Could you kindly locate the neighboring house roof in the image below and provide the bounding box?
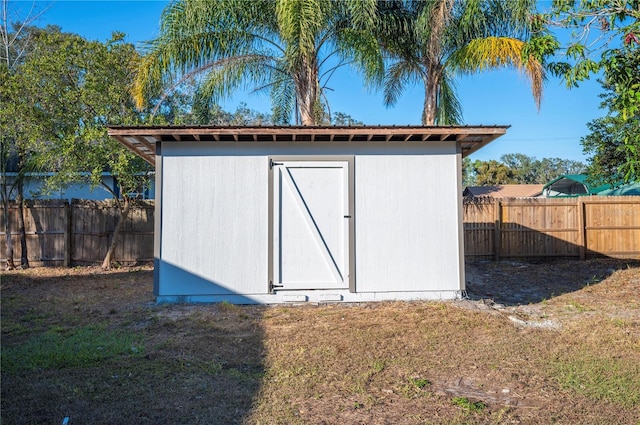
[463,184,544,198]
[542,174,612,197]
[108,125,510,165]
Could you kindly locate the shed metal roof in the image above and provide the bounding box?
[108,125,509,165]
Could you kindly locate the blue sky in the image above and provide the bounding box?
[16,0,607,163]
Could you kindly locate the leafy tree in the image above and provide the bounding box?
[582,48,640,184]
[377,0,546,125]
[133,0,384,125]
[536,157,587,181]
[151,83,201,125]
[536,1,639,183]
[462,156,475,186]
[500,153,539,183]
[1,0,49,269]
[501,153,586,183]
[467,154,586,185]
[14,26,153,269]
[330,111,364,126]
[206,102,273,125]
[148,76,275,125]
[469,159,514,185]
[541,0,639,88]
[0,62,26,269]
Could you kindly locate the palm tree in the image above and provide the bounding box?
[378,0,544,125]
[133,0,383,125]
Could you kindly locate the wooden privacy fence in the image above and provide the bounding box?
[1,199,154,267]
[464,196,640,260]
[2,197,639,266]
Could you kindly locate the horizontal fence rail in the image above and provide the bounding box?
[2,196,639,267]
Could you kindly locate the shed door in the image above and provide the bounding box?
[272,160,350,290]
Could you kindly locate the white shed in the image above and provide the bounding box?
[109,125,507,304]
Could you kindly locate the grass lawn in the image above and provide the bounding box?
[1,259,639,424]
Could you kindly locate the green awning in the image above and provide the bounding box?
[542,174,612,197]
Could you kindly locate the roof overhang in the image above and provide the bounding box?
[108,125,509,166]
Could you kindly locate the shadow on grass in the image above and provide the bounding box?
[0,267,267,425]
[464,258,640,306]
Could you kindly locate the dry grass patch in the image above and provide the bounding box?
[2,259,639,424]
[252,302,555,424]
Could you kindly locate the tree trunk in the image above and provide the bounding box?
[297,77,317,126]
[422,85,436,125]
[299,101,316,126]
[102,197,131,270]
[422,64,441,126]
[2,199,15,270]
[1,162,15,269]
[16,189,29,268]
[296,59,319,126]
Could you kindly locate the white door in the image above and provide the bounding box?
[272,160,351,290]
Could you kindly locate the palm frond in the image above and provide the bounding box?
[196,54,278,105]
[335,27,385,86]
[133,0,278,109]
[270,76,296,124]
[435,71,462,125]
[487,0,537,38]
[448,0,486,48]
[383,59,422,106]
[343,0,378,29]
[415,0,453,60]
[448,36,543,109]
[135,0,387,125]
[276,0,326,60]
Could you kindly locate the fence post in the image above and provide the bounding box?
[64,201,71,267]
[493,198,501,261]
[578,198,586,260]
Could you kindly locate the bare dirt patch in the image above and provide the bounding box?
[2,259,639,424]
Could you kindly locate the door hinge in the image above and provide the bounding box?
[269,280,284,293]
[269,159,284,169]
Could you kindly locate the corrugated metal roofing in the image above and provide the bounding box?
[108,125,510,165]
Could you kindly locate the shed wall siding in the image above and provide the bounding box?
[160,154,268,296]
[158,141,463,300]
[355,154,462,292]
